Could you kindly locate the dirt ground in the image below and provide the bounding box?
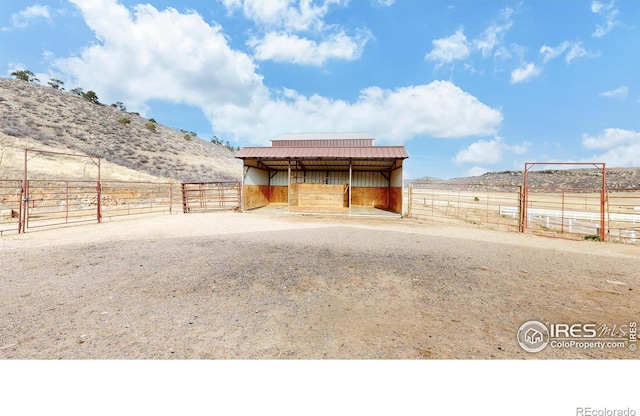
[0,211,638,359]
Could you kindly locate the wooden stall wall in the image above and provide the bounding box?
[351,187,389,209]
[242,185,269,209]
[268,186,288,204]
[389,187,402,214]
[291,183,349,212]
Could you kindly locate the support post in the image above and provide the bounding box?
[348,159,352,215]
[600,163,607,241]
[287,160,291,213]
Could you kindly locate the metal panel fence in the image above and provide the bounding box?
[605,189,640,244]
[1,179,242,235]
[408,182,521,232]
[0,179,22,235]
[101,181,179,220]
[22,179,101,231]
[181,182,241,213]
[407,182,640,244]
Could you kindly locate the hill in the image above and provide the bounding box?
[0,77,242,182]
[412,167,640,190]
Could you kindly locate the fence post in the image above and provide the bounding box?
[518,184,525,233]
[408,183,412,217]
[96,180,102,223]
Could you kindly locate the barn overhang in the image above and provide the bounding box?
[235,140,408,215]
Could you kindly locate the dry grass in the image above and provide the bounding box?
[0,78,242,182]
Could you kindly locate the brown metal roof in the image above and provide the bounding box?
[271,132,375,142]
[271,139,375,147]
[236,146,408,159]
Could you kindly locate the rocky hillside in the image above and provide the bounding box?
[413,168,640,190]
[0,77,242,182]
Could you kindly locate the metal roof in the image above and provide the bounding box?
[272,138,375,147]
[236,146,408,159]
[236,145,408,171]
[270,132,375,142]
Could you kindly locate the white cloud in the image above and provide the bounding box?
[509,63,541,84]
[425,6,515,71]
[565,42,599,63]
[539,41,570,63]
[539,41,599,64]
[454,136,529,165]
[221,0,368,66]
[207,80,503,144]
[467,167,490,177]
[250,29,372,66]
[591,0,620,37]
[2,5,51,31]
[56,1,502,146]
[425,28,470,67]
[582,128,639,150]
[473,7,514,58]
[599,86,628,99]
[581,128,640,167]
[224,0,344,32]
[56,1,262,110]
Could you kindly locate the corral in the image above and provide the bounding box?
[0,211,637,359]
[1,151,638,359]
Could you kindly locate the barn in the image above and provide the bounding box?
[235,133,409,215]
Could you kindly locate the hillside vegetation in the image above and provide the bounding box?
[0,77,242,182]
[420,168,640,190]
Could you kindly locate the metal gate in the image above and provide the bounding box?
[181,182,241,213]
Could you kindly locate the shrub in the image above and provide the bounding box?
[118,117,131,125]
[145,122,157,133]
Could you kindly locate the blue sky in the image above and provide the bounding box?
[1,0,638,179]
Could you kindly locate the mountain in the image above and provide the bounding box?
[0,77,242,182]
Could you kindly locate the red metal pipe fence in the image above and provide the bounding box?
[181,182,242,213]
[407,181,640,244]
[0,179,23,236]
[407,182,522,232]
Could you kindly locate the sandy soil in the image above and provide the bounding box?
[0,211,638,359]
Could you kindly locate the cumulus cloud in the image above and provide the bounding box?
[454,136,529,165]
[510,63,541,84]
[221,0,371,66]
[57,1,502,146]
[599,86,628,99]
[591,0,620,37]
[223,0,344,32]
[581,128,640,167]
[426,6,515,70]
[2,5,51,31]
[582,128,639,149]
[425,28,470,67]
[56,0,263,110]
[250,29,372,66]
[207,80,503,144]
[466,167,490,177]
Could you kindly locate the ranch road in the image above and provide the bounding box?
[0,211,638,359]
